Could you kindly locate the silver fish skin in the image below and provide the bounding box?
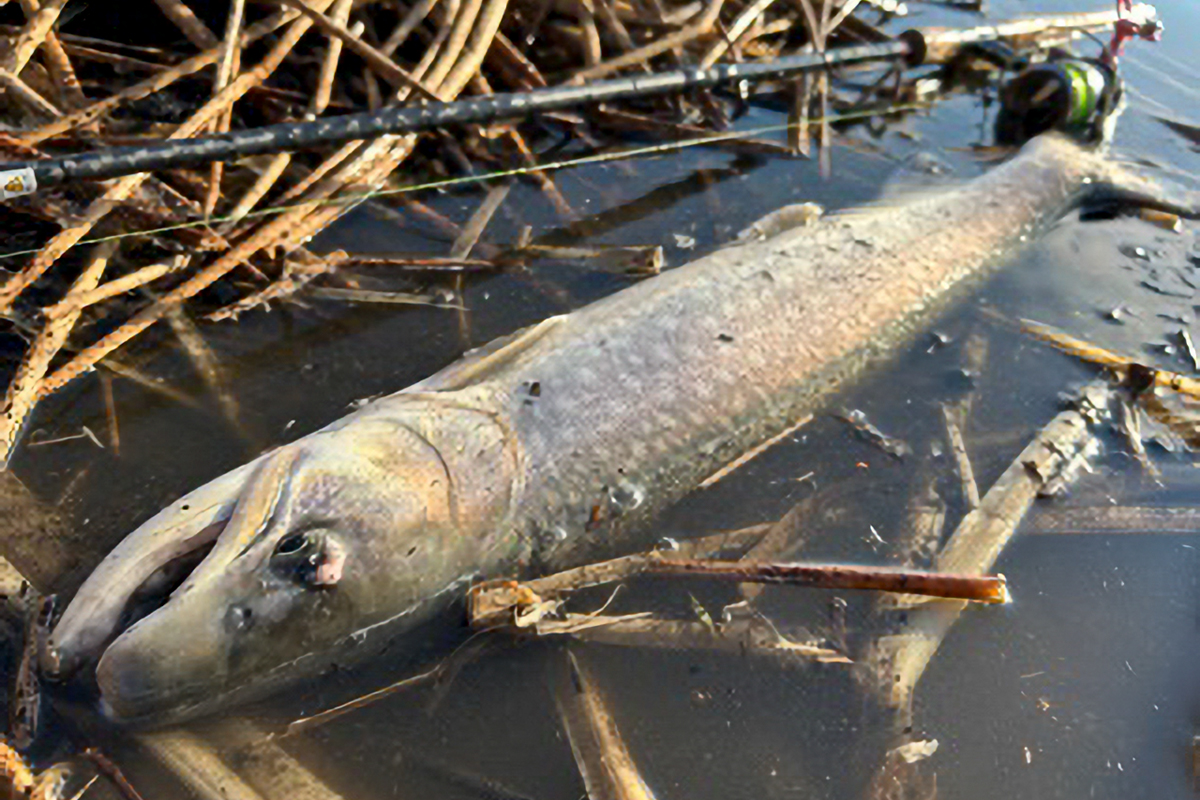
[45,134,1191,724]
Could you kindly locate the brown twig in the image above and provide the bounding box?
[82,747,148,800]
[648,558,1009,603]
[150,0,220,50]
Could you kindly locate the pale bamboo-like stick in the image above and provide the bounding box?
[150,0,219,50]
[275,0,446,101]
[699,0,778,67]
[568,0,724,83]
[0,242,116,468]
[1,0,66,76]
[16,0,86,111]
[0,2,334,316]
[0,68,61,117]
[19,9,299,145]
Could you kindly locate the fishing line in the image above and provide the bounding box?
[0,103,928,263]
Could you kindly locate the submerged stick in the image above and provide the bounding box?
[555,649,657,800]
[866,381,1107,727]
[137,730,267,800]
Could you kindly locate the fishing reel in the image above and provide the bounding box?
[993,2,1161,146]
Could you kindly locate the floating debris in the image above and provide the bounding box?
[839,409,912,458]
[891,739,938,765]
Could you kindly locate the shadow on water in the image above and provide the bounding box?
[4,0,1200,798]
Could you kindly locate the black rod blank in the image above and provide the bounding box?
[0,41,911,191]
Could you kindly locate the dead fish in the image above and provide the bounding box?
[45,134,1200,724]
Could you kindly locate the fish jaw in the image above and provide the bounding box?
[44,458,262,680]
[80,399,521,724]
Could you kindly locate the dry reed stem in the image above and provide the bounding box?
[221,151,293,229]
[699,0,778,67]
[942,403,979,510]
[0,3,331,316]
[488,30,548,87]
[268,140,360,208]
[276,0,446,101]
[17,0,86,111]
[150,0,220,50]
[592,0,638,55]
[41,138,401,390]
[507,128,574,217]
[311,0,353,116]
[203,0,247,217]
[0,68,60,117]
[19,9,300,145]
[0,241,116,468]
[424,0,482,89]
[575,0,603,66]
[380,0,441,55]
[48,259,181,317]
[568,0,725,83]
[1,0,65,76]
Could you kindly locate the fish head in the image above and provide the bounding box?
[49,402,519,724]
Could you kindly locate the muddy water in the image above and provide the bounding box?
[6,0,1200,798]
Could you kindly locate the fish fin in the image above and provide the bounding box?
[1089,164,1200,220]
[409,315,568,392]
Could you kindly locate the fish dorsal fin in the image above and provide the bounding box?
[410,315,568,392]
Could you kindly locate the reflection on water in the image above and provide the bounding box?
[3,0,1200,797]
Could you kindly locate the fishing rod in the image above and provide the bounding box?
[0,9,1132,196]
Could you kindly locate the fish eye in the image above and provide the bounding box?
[275,533,311,556]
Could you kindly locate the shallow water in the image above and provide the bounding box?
[6,0,1200,798]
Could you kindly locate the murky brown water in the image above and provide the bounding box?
[5,0,1200,798]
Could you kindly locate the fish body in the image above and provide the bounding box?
[45,134,1186,723]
